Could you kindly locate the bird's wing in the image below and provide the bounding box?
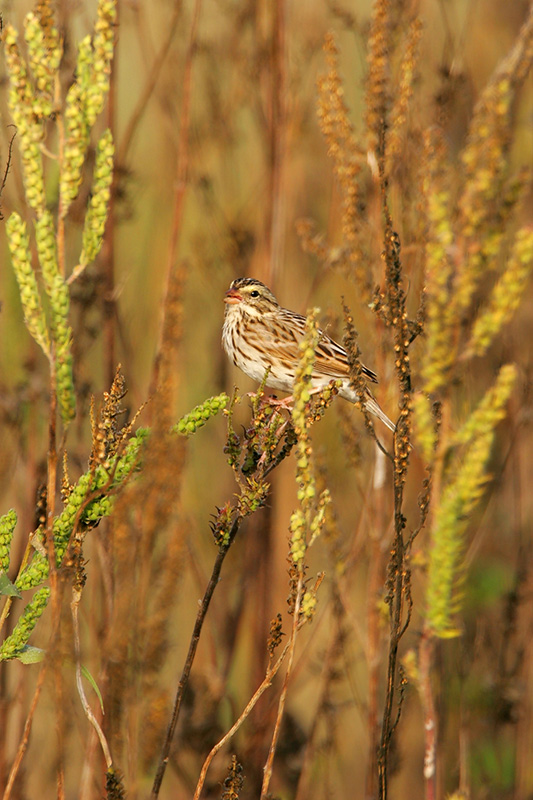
[261,309,379,383]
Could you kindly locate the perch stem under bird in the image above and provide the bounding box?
[222,277,396,432]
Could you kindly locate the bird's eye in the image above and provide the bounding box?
[250,290,260,298]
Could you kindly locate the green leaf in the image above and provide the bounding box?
[81,664,104,713]
[17,645,45,664]
[0,572,21,598]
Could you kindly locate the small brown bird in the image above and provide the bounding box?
[222,277,395,431]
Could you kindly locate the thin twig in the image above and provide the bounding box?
[2,661,49,800]
[149,517,240,799]
[0,125,16,220]
[71,586,113,768]
[192,640,292,800]
[261,573,303,799]
[149,0,202,399]
[116,0,184,166]
[55,72,66,276]
[265,0,287,284]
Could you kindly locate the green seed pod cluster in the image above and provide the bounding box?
[301,590,317,621]
[87,0,116,127]
[0,587,51,661]
[24,11,61,118]
[289,311,331,565]
[0,510,17,572]
[211,503,234,548]
[16,429,149,591]
[80,129,115,267]
[175,393,229,436]
[60,37,92,216]
[426,364,517,637]
[4,24,46,215]
[6,214,50,356]
[35,211,76,423]
[289,509,306,564]
[238,479,269,518]
[469,228,533,356]
[60,0,116,217]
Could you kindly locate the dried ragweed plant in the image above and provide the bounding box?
[410,14,533,795]
[303,4,533,799]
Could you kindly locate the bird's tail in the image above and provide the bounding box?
[364,392,396,432]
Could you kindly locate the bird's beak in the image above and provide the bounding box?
[224,288,242,305]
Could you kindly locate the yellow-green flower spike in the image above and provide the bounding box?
[289,510,306,565]
[59,37,91,216]
[16,429,149,591]
[24,11,61,117]
[301,590,318,621]
[35,211,76,423]
[174,394,229,436]
[0,587,50,661]
[289,311,331,566]
[79,129,114,267]
[4,24,46,216]
[59,0,116,217]
[387,18,422,171]
[86,0,117,128]
[420,131,456,394]
[412,392,438,463]
[459,77,512,240]
[469,228,533,356]
[0,510,17,572]
[426,363,516,637]
[35,211,68,328]
[55,339,76,424]
[451,364,517,449]
[6,213,50,357]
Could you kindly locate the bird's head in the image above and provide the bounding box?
[224,278,279,318]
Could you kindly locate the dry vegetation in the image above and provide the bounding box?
[0,1,533,799]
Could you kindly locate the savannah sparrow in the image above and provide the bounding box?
[222,277,396,432]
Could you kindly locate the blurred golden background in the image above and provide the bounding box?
[0,1,532,798]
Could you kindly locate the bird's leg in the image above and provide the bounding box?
[264,395,294,409]
[246,391,294,410]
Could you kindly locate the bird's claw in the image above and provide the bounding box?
[246,391,294,410]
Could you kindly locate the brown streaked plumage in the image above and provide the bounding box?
[222,277,395,431]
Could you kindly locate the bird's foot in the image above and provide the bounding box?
[246,391,294,410]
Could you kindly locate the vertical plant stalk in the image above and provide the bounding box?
[103,4,118,390]
[71,586,112,768]
[265,0,287,284]
[2,662,49,800]
[376,136,413,800]
[149,0,202,397]
[365,447,391,799]
[117,0,183,165]
[419,629,437,800]
[45,362,64,799]
[149,517,241,799]
[192,639,292,800]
